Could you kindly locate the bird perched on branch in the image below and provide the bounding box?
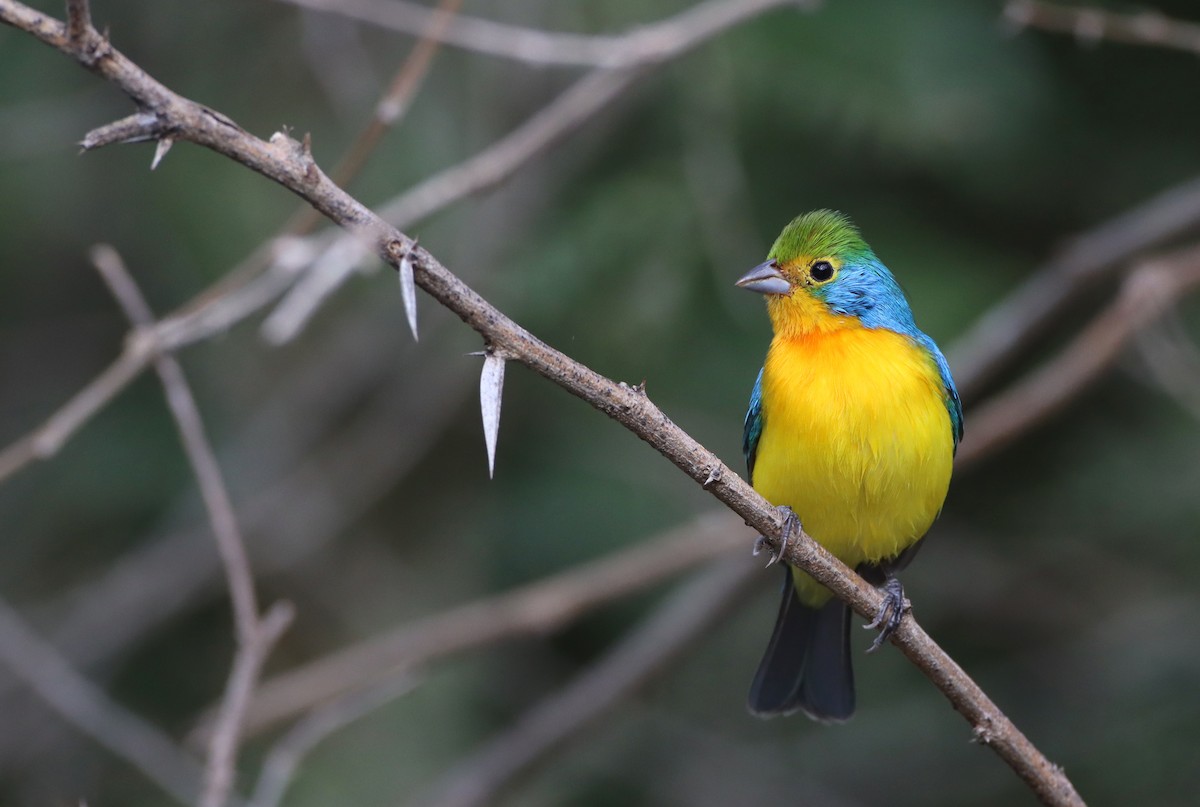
[737,210,962,721]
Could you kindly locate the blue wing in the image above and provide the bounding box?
[743,367,765,481]
[917,334,964,452]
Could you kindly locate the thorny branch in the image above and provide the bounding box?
[13,0,1200,804]
[0,2,1087,804]
[216,234,1200,769]
[0,0,792,485]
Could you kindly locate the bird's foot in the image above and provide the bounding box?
[752,506,800,567]
[864,576,908,653]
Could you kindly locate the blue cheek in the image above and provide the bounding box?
[816,281,871,319]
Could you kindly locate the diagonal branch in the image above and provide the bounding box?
[0,3,1083,804]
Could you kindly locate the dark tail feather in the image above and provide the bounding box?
[748,569,855,722]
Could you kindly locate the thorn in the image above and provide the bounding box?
[634,379,647,393]
[150,137,173,170]
[299,132,321,184]
[66,0,92,47]
[79,111,161,151]
[702,465,722,488]
[399,249,418,340]
[480,353,506,478]
[383,237,420,341]
[972,719,996,745]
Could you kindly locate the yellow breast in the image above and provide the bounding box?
[753,323,954,605]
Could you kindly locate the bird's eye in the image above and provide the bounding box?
[810,260,834,282]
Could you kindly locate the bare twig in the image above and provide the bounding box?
[958,242,1200,466]
[413,557,760,807]
[90,245,293,807]
[216,511,745,739]
[0,595,202,805]
[0,3,1084,803]
[276,0,815,69]
[1004,0,1200,56]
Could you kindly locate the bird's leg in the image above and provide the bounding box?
[752,506,800,567]
[864,574,908,653]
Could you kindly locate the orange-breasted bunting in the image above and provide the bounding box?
[737,210,962,721]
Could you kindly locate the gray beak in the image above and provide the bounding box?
[735,260,791,295]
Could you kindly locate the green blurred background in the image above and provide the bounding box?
[2,0,1199,805]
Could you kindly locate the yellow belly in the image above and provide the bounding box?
[753,326,954,606]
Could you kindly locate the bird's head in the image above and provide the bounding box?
[737,210,908,338]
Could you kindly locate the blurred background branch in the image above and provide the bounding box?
[1005,0,1200,56]
[222,511,745,738]
[958,241,1200,466]
[411,556,761,807]
[0,595,203,805]
[275,0,818,68]
[90,241,290,807]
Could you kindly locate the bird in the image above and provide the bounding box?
[736,209,962,722]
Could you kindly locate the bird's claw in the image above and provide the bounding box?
[752,506,800,567]
[864,576,908,653]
